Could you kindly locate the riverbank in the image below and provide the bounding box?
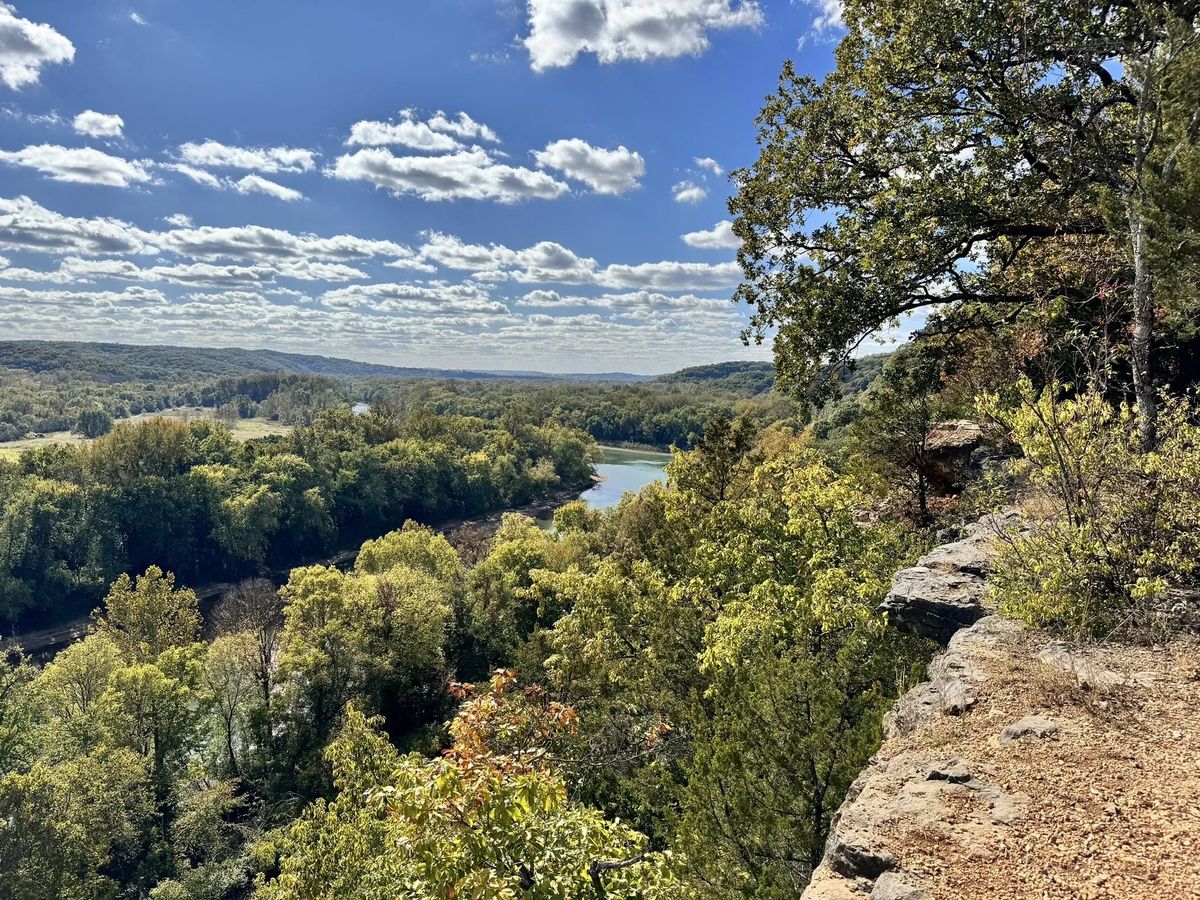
[1,484,589,659]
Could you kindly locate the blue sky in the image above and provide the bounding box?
[0,0,848,373]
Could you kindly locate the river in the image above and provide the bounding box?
[581,445,672,508]
[5,445,672,658]
[534,445,671,527]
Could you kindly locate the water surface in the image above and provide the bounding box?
[579,445,672,509]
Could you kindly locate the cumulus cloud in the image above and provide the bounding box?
[671,179,707,204]
[418,232,737,290]
[534,138,644,194]
[233,173,304,202]
[159,222,421,265]
[163,213,192,227]
[165,163,222,188]
[418,232,599,283]
[681,219,739,249]
[0,144,153,187]
[598,259,741,291]
[419,233,518,271]
[524,0,763,70]
[0,254,368,287]
[427,111,499,143]
[0,195,156,254]
[330,147,568,203]
[346,109,498,152]
[72,110,124,138]
[0,4,74,89]
[1,283,168,308]
[321,281,511,318]
[178,139,317,173]
[694,156,723,176]
[798,0,844,45]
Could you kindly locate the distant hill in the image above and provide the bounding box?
[653,361,777,394]
[0,341,651,385]
[652,354,893,398]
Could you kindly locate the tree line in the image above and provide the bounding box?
[0,406,593,630]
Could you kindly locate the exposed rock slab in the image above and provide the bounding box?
[808,736,1030,898]
[880,566,988,643]
[878,513,1015,643]
[804,520,1019,899]
[998,715,1062,746]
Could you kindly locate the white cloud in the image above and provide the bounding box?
[511,241,599,283]
[165,163,222,188]
[427,111,499,143]
[321,281,511,318]
[0,254,368,287]
[797,0,844,45]
[347,111,465,152]
[178,139,317,173]
[72,109,124,138]
[534,138,644,194]
[515,288,577,306]
[681,219,739,249]
[419,233,600,283]
[524,0,762,70]
[1,283,168,308]
[164,213,192,227]
[0,144,153,186]
[419,232,736,290]
[346,109,500,153]
[330,147,569,203]
[0,195,156,254]
[671,179,707,204]
[0,4,74,89]
[694,156,723,176]
[233,173,303,202]
[159,222,420,265]
[129,11,147,25]
[419,232,517,271]
[598,259,741,291]
[0,105,62,127]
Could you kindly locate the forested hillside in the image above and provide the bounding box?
[0,341,524,382]
[0,408,592,630]
[2,0,1200,897]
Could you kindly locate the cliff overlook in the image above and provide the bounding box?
[805,520,1200,899]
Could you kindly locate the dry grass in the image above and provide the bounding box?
[0,408,293,459]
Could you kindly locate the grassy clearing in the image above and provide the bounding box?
[0,407,293,457]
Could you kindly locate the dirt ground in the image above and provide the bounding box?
[882,631,1200,898]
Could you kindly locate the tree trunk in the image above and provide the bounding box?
[1127,206,1157,442]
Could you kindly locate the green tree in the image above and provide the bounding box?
[731,0,1200,432]
[256,680,690,900]
[75,407,114,439]
[94,567,202,662]
[0,748,156,900]
[0,650,35,774]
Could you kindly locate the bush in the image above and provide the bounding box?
[979,381,1200,638]
[75,408,114,438]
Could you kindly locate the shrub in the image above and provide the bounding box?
[979,380,1200,638]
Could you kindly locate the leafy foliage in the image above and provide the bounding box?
[981,382,1200,637]
[257,680,690,900]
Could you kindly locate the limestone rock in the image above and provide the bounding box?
[924,420,984,492]
[999,715,1062,746]
[884,616,1021,739]
[880,565,987,643]
[918,530,995,578]
[870,871,931,900]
